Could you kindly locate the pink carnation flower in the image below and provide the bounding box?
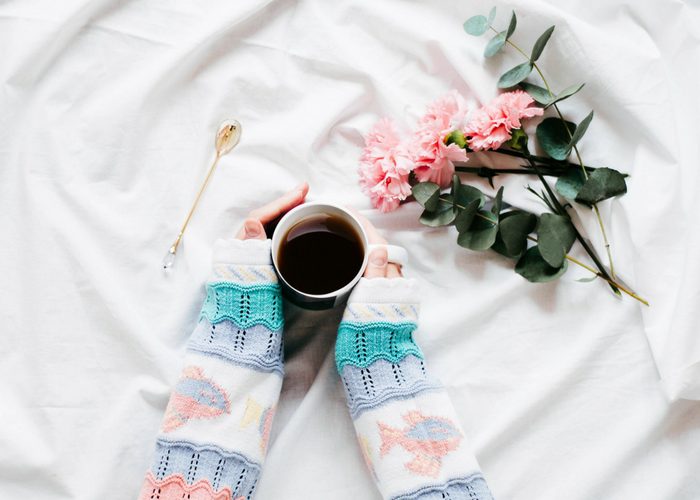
[358,118,413,212]
[410,91,469,188]
[464,90,543,151]
[420,89,469,127]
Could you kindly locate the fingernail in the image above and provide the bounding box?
[295,182,306,193]
[371,252,387,267]
[244,220,260,237]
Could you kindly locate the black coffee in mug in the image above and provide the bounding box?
[277,214,364,295]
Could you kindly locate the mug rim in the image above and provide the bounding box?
[270,201,369,299]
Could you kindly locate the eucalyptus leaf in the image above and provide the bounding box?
[412,182,440,211]
[568,110,594,148]
[492,211,537,258]
[485,31,507,57]
[464,15,489,36]
[536,118,576,160]
[575,167,628,206]
[488,6,497,24]
[454,183,486,209]
[491,186,504,216]
[506,11,517,39]
[515,246,568,282]
[420,198,457,227]
[555,169,586,199]
[521,82,584,108]
[455,199,480,233]
[457,210,498,251]
[451,174,461,214]
[548,83,585,107]
[531,26,555,62]
[451,173,461,194]
[520,82,553,105]
[537,213,576,268]
[498,62,533,89]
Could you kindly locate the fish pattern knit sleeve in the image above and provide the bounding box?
[138,239,283,500]
[336,277,494,500]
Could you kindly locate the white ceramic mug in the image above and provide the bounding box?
[271,202,407,309]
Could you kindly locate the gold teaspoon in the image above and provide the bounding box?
[162,120,242,272]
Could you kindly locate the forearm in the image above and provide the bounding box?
[139,239,283,500]
[337,278,493,500]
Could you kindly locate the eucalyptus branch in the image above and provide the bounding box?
[494,27,617,278]
[437,191,647,305]
[525,157,621,296]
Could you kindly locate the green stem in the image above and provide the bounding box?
[457,165,530,175]
[455,164,573,177]
[491,26,617,279]
[481,148,597,171]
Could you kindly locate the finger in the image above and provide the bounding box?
[249,182,309,225]
[235,218,266,240]
[386,263,403,278]
[364,247,388,278]
[348,208,387,245]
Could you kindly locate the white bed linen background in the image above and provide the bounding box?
[1,0,699,498]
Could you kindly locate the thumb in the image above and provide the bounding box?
[364,247,388,278]
[242,218,266,240]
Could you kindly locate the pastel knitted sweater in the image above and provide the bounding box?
[138,239,493,500]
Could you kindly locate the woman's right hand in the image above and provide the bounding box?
[235,182,309,240]
[351,211,403,279]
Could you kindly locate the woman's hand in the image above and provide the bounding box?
[235,183,309,240]
[351,211,403,279]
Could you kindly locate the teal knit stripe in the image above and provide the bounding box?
[335,321,422,372]
[199,281,284,331]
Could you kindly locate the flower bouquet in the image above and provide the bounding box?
[357,7,647,305]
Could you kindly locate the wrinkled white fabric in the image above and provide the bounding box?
[1,0,699,499]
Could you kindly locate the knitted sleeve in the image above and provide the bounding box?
[138,239,283,500]
[336,277,494,500]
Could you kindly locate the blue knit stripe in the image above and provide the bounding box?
[199,282,283,331]
[149,439,261,499]
[335,321,422,372]
[342,302,419,324]
[340,355,440,419]
[188,319,284,375]
[391,474,494,500]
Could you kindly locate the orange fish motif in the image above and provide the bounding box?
[378,411,462,477]
[162,366,231,432]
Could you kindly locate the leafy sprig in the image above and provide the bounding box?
[465,7,624,281]
[411,174,645,303]
[412,176,571,283]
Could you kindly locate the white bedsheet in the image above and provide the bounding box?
[1,0,699,498]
